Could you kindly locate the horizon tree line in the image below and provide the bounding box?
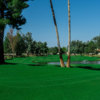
[4,31,49,57]
[4,30,100,56]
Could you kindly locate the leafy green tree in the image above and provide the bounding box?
[84,41,96,54]
[76,40,84,55]
[49,47,58,55]
[70,41,78,55]
[42,42,48,55]
[35,42,44,56]
[23,32,33,56]
[93,36,100,49]
[31,41,48,56]
[61,47,67,54]
[38,42,48,56]
[70,40,85,55]
[31,41,37,55]
[14,33,26,56]
[4,34,12,53]
[0,0,29,64]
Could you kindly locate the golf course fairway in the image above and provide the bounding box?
[0,55,100,100]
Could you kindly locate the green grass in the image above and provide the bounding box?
[6,55,100,64]
[0,55,100,100]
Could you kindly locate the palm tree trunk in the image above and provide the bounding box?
[0,27,5,64]
[50,0,65,67]
[67,0,71,68]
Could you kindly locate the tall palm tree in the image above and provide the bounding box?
[67,0,71,67]
[50,0,65,67]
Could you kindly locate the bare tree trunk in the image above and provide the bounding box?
[0,27,5,64]
[50,0,65,67]
[67,0,71,68]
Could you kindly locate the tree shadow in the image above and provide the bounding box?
[1,62,17,65]
[72,65,100,71]
[1,62,41,66]
[28,64,42,66]
[54,65,61,67]
[2,62,47,67]
[28,62,50,67]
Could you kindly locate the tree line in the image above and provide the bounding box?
[4,31,100,56]
[4,29,67,56]
[4,30,48,56]
[70,36,100,55]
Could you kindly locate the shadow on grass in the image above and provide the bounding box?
[29,62,50,67]
[72,66,100,71]
[2,62,43,67]
[55,65,62,67]
[28,64,42,66]
[4,62,100,71]
[1,62,17,65]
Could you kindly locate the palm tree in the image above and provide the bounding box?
[67,0,71,68]
[50,0,65,67]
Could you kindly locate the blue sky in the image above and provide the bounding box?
[5,0,100,47]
